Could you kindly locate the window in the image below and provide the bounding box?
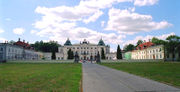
[156,55,158,59]
[160,54,162,58]
[77,47,79,49]
[87,47,89,49]
[0,48,3,51]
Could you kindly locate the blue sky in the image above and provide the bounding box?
[0,0,179,52]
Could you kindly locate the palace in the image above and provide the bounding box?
[54,38,116,60]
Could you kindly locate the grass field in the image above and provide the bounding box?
[101,62,180,88]
[0,63,82,92]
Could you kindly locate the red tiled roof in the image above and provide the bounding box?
[136,42,154,50]
[14,41,30,49]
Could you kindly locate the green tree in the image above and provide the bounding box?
[152,37,166,45]
[123,44,135,52]
[67,49,74,59]
[51,51,56,60]
[117,45,122,59]
[136,40,143,46]
[101,48,105,59]
[8,40,15,44]
[71,51,74,59]
[31,40,60,52]
[165,35,180,61]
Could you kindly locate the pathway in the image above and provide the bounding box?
[83,63,180,92]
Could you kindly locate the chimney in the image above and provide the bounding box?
[23,40,25,43]
[18,38,20,41]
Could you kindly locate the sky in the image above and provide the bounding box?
[0,0,179,52]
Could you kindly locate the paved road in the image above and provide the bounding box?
[83,63,180,92]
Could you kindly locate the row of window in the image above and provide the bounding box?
[67,47,99,50]
[136,48,162,54]
[133,54,163,59]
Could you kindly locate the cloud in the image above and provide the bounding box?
[13,28,25,35]
[105,8,172,34]
[101,21,105,27]
[34,0,132,29]
[30,30,38,34]
[33,0,133,45]
[134,0,158,6]
[35,24,126,45]
[83,10,103,24]
[5,18,11,21]
[123,32,175,46]
[0,29,4,33]
[0,38,6,43]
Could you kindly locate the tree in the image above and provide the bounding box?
[51,51,56,60]
[101,48,105,59]
[165,35,180,61]
[117,45,122,59]
[9,40,15,44]
[123,44,135,52]
[136,40,143,46]
[30,41,60,52]
[71,51,74,59]
[152,37,166,45]
[67,49,74,59]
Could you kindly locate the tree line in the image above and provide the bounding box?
[30,41,60,60]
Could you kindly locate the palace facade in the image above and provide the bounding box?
[55,38,116,60]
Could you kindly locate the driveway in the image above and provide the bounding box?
[83,63,180,92]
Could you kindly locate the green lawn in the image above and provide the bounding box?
[101,62,180,88]
[0,63,82,92]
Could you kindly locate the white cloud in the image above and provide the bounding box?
[5,18,11,21]
[83,10,103,24]
[123,32,175,46]
[34,0,133,29]
[134,0,158,6]
[79,0,132,9]
[110,48,116,52]
[35,23,125,45]
[30,30,38,34]
[101,21,105,27]
[105,8,172,34]
[0,38,6,43]
[33,0,133,45]
[13,28,25,35]
[0,29,4,33]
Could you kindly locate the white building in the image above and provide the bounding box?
[56,38,116,60]
[131,45,164,60]
[0,43,42,62]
